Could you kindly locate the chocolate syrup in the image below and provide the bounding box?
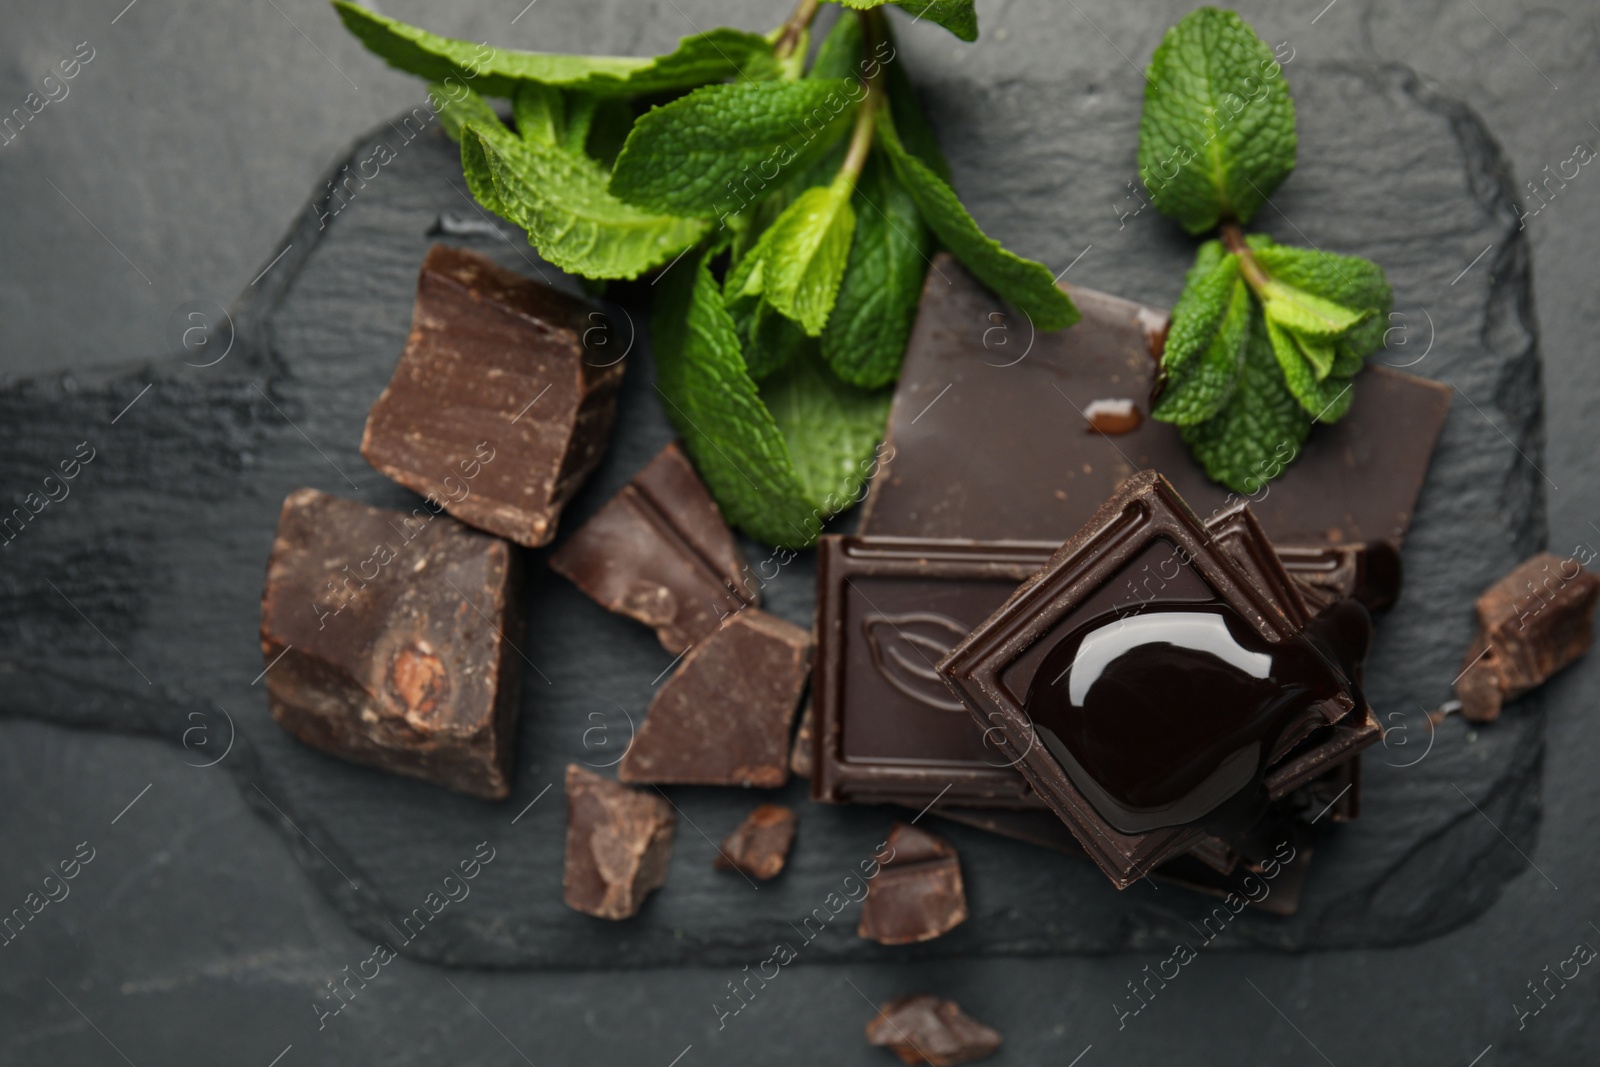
[1023,598,1370,836]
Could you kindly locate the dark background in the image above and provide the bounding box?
[2,0,1597,1063]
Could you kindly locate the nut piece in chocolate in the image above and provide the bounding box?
[714,804,797,880]
[618,610,812,788]
[259,488,523,800]
[362,244,624,548]
[858,822,968,945]
[563,764,676,920]
[550,442,756,654]
[1454,551,1600,722]
[865,995,1001,1067]
[938,471,1378,889]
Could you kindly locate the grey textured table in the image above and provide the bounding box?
[2,1,1597,1064]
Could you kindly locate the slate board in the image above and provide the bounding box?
[0,61,1543,967]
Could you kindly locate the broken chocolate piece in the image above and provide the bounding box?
[790,700,815,779]
[860,254,1451,547]
[858,822,968,945]
[1276,541,1403,614]
[1454,552,1600,722]
[938,472,1378,888]
[259,488,523,800]
[562,764,675,919]
[550,442,756,654]
[865,995,1001,1067]
[362,244,624,548]
[618,610,812,787]
[714,804,797,880]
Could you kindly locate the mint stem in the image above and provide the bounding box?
[774,0,821,60]
[838,10,887,182]
[1220,220,1269,292]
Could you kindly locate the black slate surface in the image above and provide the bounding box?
[0,58,1544,969]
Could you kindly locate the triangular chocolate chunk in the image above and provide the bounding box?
[618,610,811,788]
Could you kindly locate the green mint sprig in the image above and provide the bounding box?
[1141,7,1392,494]
[333,0,1078,548]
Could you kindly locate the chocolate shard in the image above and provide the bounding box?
[259,488,523,800]
[861,255,1450,548]
[858,822,968,945]
[549,442,756,654]
[938,471,1378,889]
[865,995,1001,1067]
[562,764,675,920]
[1454,552,1600,722]
[617,610,812,787]
[714,803,797,880]
[361,244,624,548]
[1275,541,1404,614]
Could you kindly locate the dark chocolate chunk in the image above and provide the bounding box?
[562,764,675,920]
[790,700,815,779]
[259,488,523,800]
[858,822,968,945]
[549,442,756,654]
[865,995,1001,1067]
[714,803,797,880]
[811,536,1055,807]
[1454,552,1600,721]
[617,610,812,787]
[362,244,624,548]
[860,255,1451,547]
[938,472,1377,888]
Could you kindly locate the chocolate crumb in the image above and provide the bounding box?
[865,994,1001,1066]
[715,804,796,880]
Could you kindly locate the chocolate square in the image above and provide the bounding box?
[811,536,1055,807]
[362,244,624,548]
[259,488,524,799]
[937,471,1374,888]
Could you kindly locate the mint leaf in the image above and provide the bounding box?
[821,155,930,388]
[513,82,563,144]
[609,80,860,217]
[725,173,857,336]
[880,21,951,180]
[730,297,810,379]
[462,122,707,279]
[1180,312,1312,493]
[1264,317,1354,420]
[1158,243,1236,376]
[877,107,1078,331]
[761,350,892,510]
[434,83,505,142]
[460,120,512,218]
[811,9,865,79]
[1153,256,1250,425]
[1258,279,1367,339]
[1138,7,1295,234]
[652,254,826,548]
[563,93,600,154]
[833,0,979,42]
[334,3,778,97]
[1251,239,1392,363]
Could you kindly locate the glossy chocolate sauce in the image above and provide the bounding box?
[1023,598,1371,836]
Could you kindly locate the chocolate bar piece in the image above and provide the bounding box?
[1454,552,1600,721]
[857,822,968,945]
[362,244,624,548]
[865,995,1001,1067]
[562,764,676,920]
[550,443,756,654]
[714,804,797,880]
[618,610,812,787]
[790,700,815,778]
[938,472,1377,888]
[811,536,1055,807]
[1275,541,1403,614]
[259,488,523,799]
[860,254,1450,547]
